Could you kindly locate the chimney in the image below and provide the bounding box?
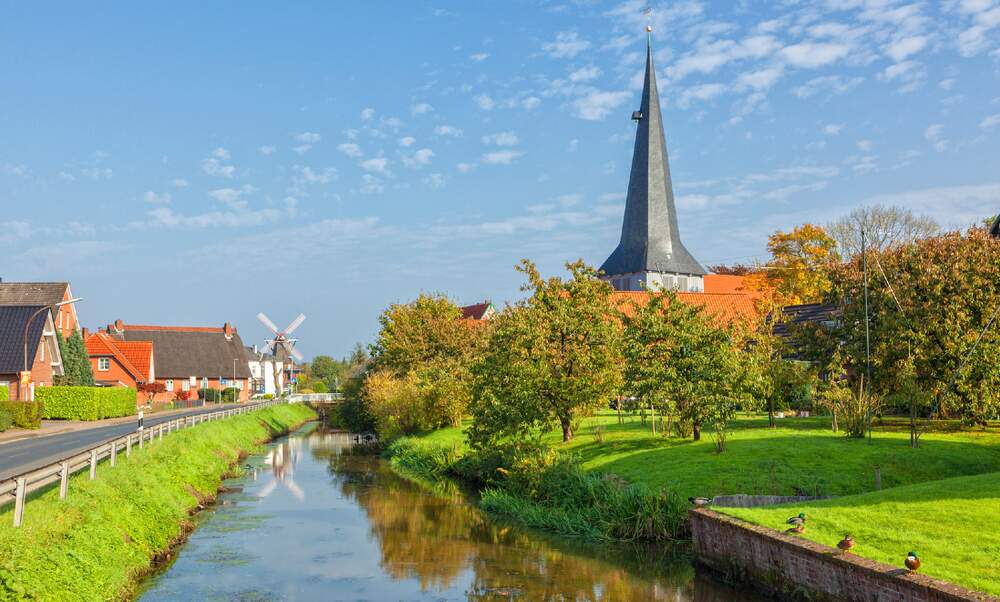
[223,322,233,338]
[114,319,124,333]
[81,327,90,340]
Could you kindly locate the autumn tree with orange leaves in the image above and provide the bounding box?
[748,223,840,306]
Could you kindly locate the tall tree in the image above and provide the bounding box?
[828,204,939,258]
[54,330,95,386]
[620,290,743,442]
[469,260,622,445]
[757,223,839,305]
[310,355,343,390]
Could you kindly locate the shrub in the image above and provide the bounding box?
[0,400,44,428]
[0,384,7,401]
[221,387,240,403]
[174,390,191,402]
[0,406,12,431]
[199,388,222,402]
[38,387,137,420]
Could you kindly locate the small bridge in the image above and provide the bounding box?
[287,393,344,403]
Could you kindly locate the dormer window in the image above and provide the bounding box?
[98,357,110,371]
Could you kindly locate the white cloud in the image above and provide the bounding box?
[736,65,784,91]
[1,162,30,178]
[294,165,337,185]
[456,162,475,173]
[571,90,630,120]
[360,174,384,194]
[424,173,446,188]
[822,123,845,136]
[361,157,391,175]
[567,139,579,152]
[542,31,591,58]
[360,107,375,120]
[792,75,863,99]
[211,147,231,160]
[481,131,519,146]
[481,150,524,165]
[476,94,496,110]
[143,191,172,204]
[57,171,75,181]
[886,35,928,62]
[398,136,416,147]
[337,142,364,158]
[924,123,948,152]
[677,83,726,109]
[779,42,851,68]
[295,132,321,144]
[521,96,541,110]
[568,65,602,82]
[434,125,464,137]
[469,52,490,62]
[293,144,313,155]
[208,185,255,210]
[149,206,283,229]
[258,145,276,155]
[81,167,113,181]
[411,103,434,115]
[202,157,235,178]
[403,148,435,168]
[857,139,874,151]
[980,113,1000,129]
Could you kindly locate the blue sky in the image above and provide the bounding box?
[2,1,999,358]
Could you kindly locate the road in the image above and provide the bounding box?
[0,404,244,481]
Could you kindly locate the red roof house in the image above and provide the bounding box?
[85,331,153,390]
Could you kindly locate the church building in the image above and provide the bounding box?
[601,32,707,293]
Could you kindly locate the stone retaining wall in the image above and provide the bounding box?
[689,508,997,602]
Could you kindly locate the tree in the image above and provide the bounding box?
[758,224,839,305]
[54,330,95,386]
[469,260,622,446]
[828,204,939,258]
[340,343,376,432]
[138,382,165,405]
[311,355,344,391]
[312,379,329,393]
[619,290,743,442]
[707,264,756,276]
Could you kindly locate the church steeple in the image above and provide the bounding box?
[600,31,706,292]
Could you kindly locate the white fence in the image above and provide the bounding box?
[287,393,344,403]
[0,398,288,527]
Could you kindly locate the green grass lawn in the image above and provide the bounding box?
[720,471,1000,596]
[414,412,1000,500]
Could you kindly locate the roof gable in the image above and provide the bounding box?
[86,332,151,381]
[0,283,69,308]
[0,305,49,373]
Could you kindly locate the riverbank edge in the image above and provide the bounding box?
[383,436,688,543]
[689,508,999,602]
[0,403,317,601]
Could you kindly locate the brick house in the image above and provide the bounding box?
[460,301,497,321]
[84,330,154,390]
[105,320,251,402]
[0,306,65,400]
[0,282,80,339]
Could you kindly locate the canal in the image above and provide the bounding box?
[140,423,765,601]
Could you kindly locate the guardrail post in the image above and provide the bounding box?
[159,424,164,441]
[13,478,26,527]
[139,430,144,449]
[110,440,117,467]
[90,449,98,480]
[60,461,70,498]
[126,434,132,457]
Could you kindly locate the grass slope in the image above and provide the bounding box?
[414,413,1000,499]
[0,403,316,601]
[720,471,1000,596]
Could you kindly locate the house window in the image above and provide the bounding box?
[58,312,63,329]
[190,376,197,387]
[98,357,110,371]
[39,342,45,362]
[201,377,208,388]
[165,379,174,392]
[182,379,190,391]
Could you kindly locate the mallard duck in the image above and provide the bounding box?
[837,535,854,552]
[786,512,806,527]
[688,496,712,507]
[905,551,920,572]
[785,523,805,535]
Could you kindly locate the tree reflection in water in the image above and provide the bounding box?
[315,428,761,602]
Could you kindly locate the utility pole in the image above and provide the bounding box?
[862,227,873,441]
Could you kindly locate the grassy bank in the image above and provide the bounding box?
[0,403,316,601]
[720,471,1000,596]
[411,412,1000,499]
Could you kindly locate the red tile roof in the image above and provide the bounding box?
[460,302,492,320]
[86,332,152,381]
[611,291,761,326]
[704,274,754,294]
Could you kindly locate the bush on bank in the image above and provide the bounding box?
[0,403,316,601]
[385,436,687,542]
[0,400,43,429]
[38,386,137,421]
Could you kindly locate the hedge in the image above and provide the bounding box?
[0,400,43,429]
[38,387,137,421]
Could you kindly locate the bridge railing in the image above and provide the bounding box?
[0,398,290,527]
[287,393,344,403]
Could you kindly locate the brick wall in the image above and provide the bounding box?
[90,356,139,389]
[689,508,998,602]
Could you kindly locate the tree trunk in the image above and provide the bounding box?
[617,400,623,425]
[561,418,573,442]
[768,398,775,429]
[910,398,918,448]
[831,408,839,432]
[692,421,701,441]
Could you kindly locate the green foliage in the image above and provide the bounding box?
[469,260,622,446]
[199,388,222,402]
[309,354,345,391]
[311,379,328,393]
[220,387,240,403]
[38,387,136,420]
[54,330,95,386]
[0,406,12,432]
[0,400,43,429]
[0,384,6,402]
[619,289,743,442]
[0,403,316,601]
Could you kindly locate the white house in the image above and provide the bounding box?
[247,345,285,397]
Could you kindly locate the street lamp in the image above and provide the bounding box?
[20,297,81,400]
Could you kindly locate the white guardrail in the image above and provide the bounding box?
[0,398,291,527]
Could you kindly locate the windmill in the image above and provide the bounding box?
[257,312,306,394]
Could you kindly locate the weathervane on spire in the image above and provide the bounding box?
[644,4,653,33]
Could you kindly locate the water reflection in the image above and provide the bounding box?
[141,425,764,601]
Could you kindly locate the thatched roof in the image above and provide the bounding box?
[119,325,250,379]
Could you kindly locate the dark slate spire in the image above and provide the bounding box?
[600,34,706,278]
